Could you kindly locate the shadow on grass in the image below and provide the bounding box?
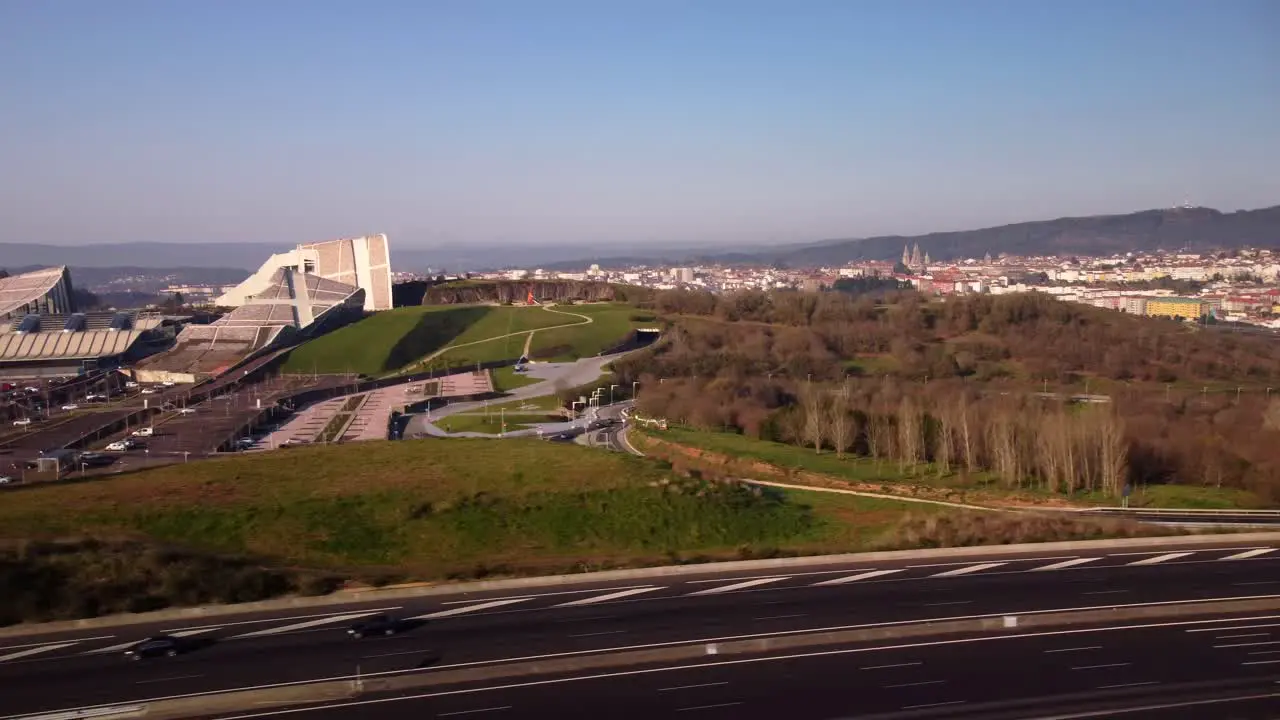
[383,306,491,373]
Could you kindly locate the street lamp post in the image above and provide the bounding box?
[609,384,618,405]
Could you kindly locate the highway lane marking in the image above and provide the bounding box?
[1214,640,1280,649]
[136,674,204,684]
[163,608,403,633]
[554,587,663,607]
[658,682,729,692]
[0,641,78,662]
[752,614,806,620]
[1097,681,1159,690]
[909,557,1075,568]
[812,569,904,586]
[690,577,790,595]
[1215,632,1270,639]
[568,630,626,638]
[233,611,388,639]
[1249,650,1280,655]
[1081,590,1129,596]
[1126,552,1194,566]
[921,600,971,607]
[0,635,112,653]
[1017,690,1280,718]
[1232,581,1280,586]
[1032,558,1103,572]
[53,602,1280,720]
[414,598,532,620]
[1222,548,1277,561]
[86,639,153,655]
[1044,646,1102,653]
[1108,547,1260,556]
[902,701,966,710]
[929,562,1006,578]
[1242,659,1280,665]
[885,680,945,688]
[685,570,850,584]
[1071,663,1129,670]
[861,662,923,670]
[438,585,654,605]
[437,707,510,716]
[676,702,743,712]
[1188,621,1280,633]
[362,650,430,659]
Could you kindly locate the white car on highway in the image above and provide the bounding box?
[105,440,134,452]
[176,408,197,415]
[12,418,31,426]
[61,404,79,411]
[132,427,155,437]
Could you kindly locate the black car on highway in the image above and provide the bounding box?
[124,636,184,660]
[347,615,402,638]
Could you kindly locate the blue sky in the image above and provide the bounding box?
[1,0,1277,248]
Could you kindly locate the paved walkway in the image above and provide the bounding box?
[405,352,630,439]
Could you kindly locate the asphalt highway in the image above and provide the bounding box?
[3,540,1280,717]
[196,614,1280,719]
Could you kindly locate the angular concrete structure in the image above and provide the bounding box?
[217,234,393,312]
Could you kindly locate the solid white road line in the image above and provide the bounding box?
[676,702,743,712]
[136,674,204,685]
[812,569,904,586]
[555,587,661,607]
[1215,633,1270,639]
[1098,681,1159,690]
[413,598,532,620]
[1044,646,1102,653]
[862,662,923,670]
[690,577,789,595]
[1024,691,1280,719]
[171,628,223,638]
[163,608,402,633]
[1222,548,1276,561]
[1032,558,1103,572]
[1241,659,1280,666]
[86,640,149,655]
[1188,621,1280,633]
[903,701,966,710]
[885,680,945,688]
[658,682,730,692]
[233,611,384,639]
[0,642,78,662]
[1127,552,1194,566]
[437,707,510,716]
[0,635,112,653]
[1071,663,1129,670]
[930,562,1006,578]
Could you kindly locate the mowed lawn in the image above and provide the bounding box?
[281,305,586,376]
[0,440,935,578]
[528,304,650,361]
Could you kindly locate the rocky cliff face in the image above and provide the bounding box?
[418,280,653,305]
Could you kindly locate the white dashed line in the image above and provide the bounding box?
[414,599,532,620]
[1222,548,1276,561]
[1032,557,1103,572]
[930,562,1006,578]
[812,569,904,586]
[1126,553,1194,566]
[690,577,790,596]
[555,587,662,607]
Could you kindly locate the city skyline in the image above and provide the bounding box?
[2,0,1278,248]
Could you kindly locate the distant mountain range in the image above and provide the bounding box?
[3,204,1278,274]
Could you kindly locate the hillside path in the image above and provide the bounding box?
[418,305,592,365]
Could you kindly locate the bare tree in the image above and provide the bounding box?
[897,397,922,473]
[802,381,825,453]
[1095,406,1128,496]
[828,381,853,458]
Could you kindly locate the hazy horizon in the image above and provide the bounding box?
[2,0,1278,248]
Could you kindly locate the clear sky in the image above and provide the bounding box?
[2,0,1277,249]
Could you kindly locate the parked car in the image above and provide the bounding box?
[125,381,139,389]
[132,427,155,437]
[140,388,157,395]
[123,636,184,660]
[12,418,31,427]
[105,441,131,452]
[348,615,402,638]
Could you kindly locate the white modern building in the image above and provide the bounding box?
[217,234,393,312]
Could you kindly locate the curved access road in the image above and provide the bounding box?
[3,535,1280,718]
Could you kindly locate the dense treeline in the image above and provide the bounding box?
[616,289,1280,502]
[640,288,1280,383]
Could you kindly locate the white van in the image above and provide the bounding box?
[132,427,155,437]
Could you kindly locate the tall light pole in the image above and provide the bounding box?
[609,384,618,405]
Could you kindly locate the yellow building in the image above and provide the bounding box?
[1144,297,1207,320]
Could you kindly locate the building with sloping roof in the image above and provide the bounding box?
[0,266,75,321]
[0,310,166,378]
[138,268,364,381]
[217,234,393,312]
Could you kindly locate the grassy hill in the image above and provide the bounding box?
[282,304,640,376]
